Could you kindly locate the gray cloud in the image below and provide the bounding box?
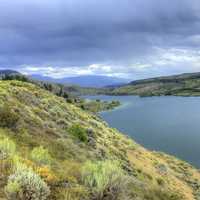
[0,0,200,78]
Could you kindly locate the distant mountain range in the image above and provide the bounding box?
[30,74,130,88]
[0,70,106,96]
[3,69,200,97]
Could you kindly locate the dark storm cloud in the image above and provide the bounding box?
[0,0,200,78]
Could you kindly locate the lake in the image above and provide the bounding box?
[85,95,200,168]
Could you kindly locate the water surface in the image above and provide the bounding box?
[85,95,200,168]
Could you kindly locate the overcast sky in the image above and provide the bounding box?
[0,0,200,79]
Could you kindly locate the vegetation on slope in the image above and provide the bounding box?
[0,70,107,96]
[109,72,200,96]
[1,72,117,113]
[81,99,120,113]
[0,81,200,199]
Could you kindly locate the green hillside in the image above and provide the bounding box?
[110,72,200,96]
[0,71,116,113]
[0,80,200,200]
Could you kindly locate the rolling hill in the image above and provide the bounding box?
[0,70,20,78]
[0,69,107,96]
[110,72,200,96]
[0,80,200,200]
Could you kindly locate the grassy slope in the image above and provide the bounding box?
[0,81,200,199]
[110,72,200,96]
[0,73,116,113]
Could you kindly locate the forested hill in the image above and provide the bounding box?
[109,72,200,96]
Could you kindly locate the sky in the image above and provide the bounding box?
[0,0,200,80]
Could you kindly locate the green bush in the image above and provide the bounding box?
[82,160,129,200]
[0,138,16,160]
[30,146,52,166]
[5,168,50,200]
[156,177,165,185]
[4,181,21,199]
[68,124,88,143]
[0,104,19,128]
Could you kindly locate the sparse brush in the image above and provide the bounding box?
[30,146,52,166]
[61,187,88,200]
[0,137,16,160]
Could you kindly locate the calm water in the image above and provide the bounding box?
[85,95,200,168]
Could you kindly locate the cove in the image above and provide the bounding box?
[85,95,200,168]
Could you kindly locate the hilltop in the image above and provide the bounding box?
[109,72,200,96]
[0,70,117,113]
[0,70,20,78]
[0,70,102,96]
[0,80,200,200]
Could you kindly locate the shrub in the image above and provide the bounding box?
[0,104,19,128]
[5,168,50,200]
[5,181,21,199]
[66,99,73,104]
[82,160,129,200]
[68,124,88,143]
[30,146,52,166]
[0,138,16,160]
[36,166,57,184]
[156,177,165,185]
